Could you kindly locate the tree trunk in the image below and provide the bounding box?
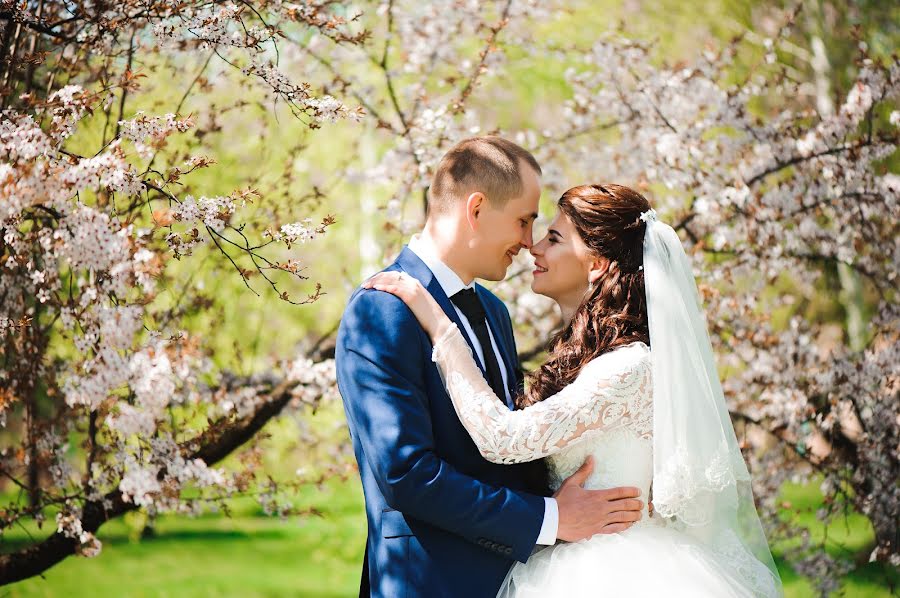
[807,0,867,351]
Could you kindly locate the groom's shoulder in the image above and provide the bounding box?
[343,268,413,322]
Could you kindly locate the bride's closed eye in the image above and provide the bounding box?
[546,228,563,244]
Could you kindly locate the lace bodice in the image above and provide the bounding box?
[432,324,654,510]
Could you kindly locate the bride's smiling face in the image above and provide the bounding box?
[530,212,602,308]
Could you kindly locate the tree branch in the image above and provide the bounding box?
[0,375,310,585]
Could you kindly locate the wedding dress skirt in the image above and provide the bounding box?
[500,517,754,598]
[495,424,777,598]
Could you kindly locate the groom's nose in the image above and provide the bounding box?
[520,227,534,249]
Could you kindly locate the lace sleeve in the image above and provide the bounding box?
[432,324,652,464]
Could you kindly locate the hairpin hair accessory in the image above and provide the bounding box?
[639,208,658,223]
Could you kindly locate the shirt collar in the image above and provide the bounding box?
[407,234,472,298]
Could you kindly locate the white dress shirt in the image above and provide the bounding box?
[407,234,559,546]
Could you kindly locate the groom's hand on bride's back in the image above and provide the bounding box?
[553,455,644,542]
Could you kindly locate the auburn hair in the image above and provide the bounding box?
[517,183,652,409]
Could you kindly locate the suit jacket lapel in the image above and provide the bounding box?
[395,247,489,380]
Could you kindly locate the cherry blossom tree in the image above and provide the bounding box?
[1,0,897,594]
[0,0,362,583]
[533,30,898,594]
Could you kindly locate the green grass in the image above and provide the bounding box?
[2,480,367,598]
[3,477,897,597]
[771,482,898,597]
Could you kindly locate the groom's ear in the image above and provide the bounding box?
[465,192,485,230]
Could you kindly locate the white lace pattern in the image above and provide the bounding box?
[432,324,652,465]
[652,442,748,526]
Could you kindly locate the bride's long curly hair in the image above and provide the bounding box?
[516,183,652,409]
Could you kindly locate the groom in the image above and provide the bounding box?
[336,137,644,597]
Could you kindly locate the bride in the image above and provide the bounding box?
[364,183,783,597]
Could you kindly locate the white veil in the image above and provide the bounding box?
[641,209,783,597]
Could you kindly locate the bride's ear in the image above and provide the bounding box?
[587,257,610,284]
[465,192,485,230]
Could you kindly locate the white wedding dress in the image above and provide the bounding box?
[432,323,782,598]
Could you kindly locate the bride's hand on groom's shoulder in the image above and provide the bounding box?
[363,272,451,340]
[554,456,644,542]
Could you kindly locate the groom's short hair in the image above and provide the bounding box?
[428,136,541,213]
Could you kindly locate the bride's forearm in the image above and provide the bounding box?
[427,304,453,342]
[431,320,460,355]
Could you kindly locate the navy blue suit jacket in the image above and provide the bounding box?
[336,247,549,598]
